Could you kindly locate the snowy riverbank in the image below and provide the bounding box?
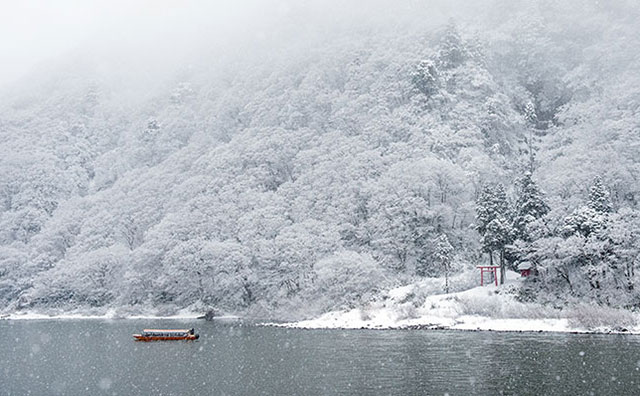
[2,312,200,321]
[1,308,240,321]
[5,272,639,335]
[271,271,640,334]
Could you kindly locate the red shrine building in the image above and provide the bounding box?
[518,262,532,277]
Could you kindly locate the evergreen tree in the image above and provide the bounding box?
[476,184,512,284]
[523,101,538,172]
[438,23,466,69]
[563,206,604,237]
[475,184,509,237]
[433,234,454,293]
[512,173,549,241]
[412,59,439,97]
[588,176,613,214]
[563,176,613,238]
[484,216,513,284]
[524,101,537,125]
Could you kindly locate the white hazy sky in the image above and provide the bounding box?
[0,0,481,88]
[0,0,282,87]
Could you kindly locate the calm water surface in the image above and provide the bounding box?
[1,319,640,395]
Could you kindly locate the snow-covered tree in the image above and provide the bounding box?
[476,184,508,237]
[476,184,512,283]
[524,101,537,126]
[564,177,613,238]
[512,173,550,241]
[433,234,454,292]
[438,23,467,69]
[523,101,539,172]
[412,59,439,97]
[563,206,606,238]
[312,251,387,312]
[507,174,549,276]
[588,176,613,214]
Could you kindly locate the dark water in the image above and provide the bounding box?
[2,319,640,395]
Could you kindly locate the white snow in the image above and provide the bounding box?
[2,308,240,321]
[4,312,201,320]
[270,271,640,334]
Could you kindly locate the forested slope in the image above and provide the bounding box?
[1,0,639,318]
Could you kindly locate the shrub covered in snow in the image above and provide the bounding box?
[311,251,389,312]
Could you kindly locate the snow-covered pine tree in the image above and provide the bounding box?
[563,176,613,238]
[433,234,454,293]
[437,23,466,69]
[475,185,495,238]
[483,216,513,284]
[523,101,538,172]
[476,184,512,284]
[412,59,439,97]
[588,176,613,214]
[563,206,604,238]
[476,184,509,237]
[512,173,549,241]
[524,101,537,125]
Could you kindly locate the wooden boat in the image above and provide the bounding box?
[133,328,199,341]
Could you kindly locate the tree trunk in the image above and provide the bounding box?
[557,267,573,292]
[488,251,496,285]
[445,265,450,293]
[626,258,636,291]
[499,249,505,285]
[528,129,535,173]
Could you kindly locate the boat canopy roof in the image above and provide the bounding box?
[143,329,191,332]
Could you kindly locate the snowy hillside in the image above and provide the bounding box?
[1,0,639,319]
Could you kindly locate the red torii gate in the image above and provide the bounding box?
[477,265,500,286]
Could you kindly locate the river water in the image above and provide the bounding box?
[1,319,639,395]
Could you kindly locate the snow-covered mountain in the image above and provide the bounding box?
[1,0,639,318]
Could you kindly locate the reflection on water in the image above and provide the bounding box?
[2,319,639,395]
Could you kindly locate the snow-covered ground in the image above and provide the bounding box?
[2,312,200,320]
[1,307,240,321]
[6,271,638,334]
[270,271,640,334]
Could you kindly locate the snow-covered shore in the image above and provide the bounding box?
[1,308,240,321]
[6,272,639,335]
[270,271,640,335]
[2,312,200,321]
